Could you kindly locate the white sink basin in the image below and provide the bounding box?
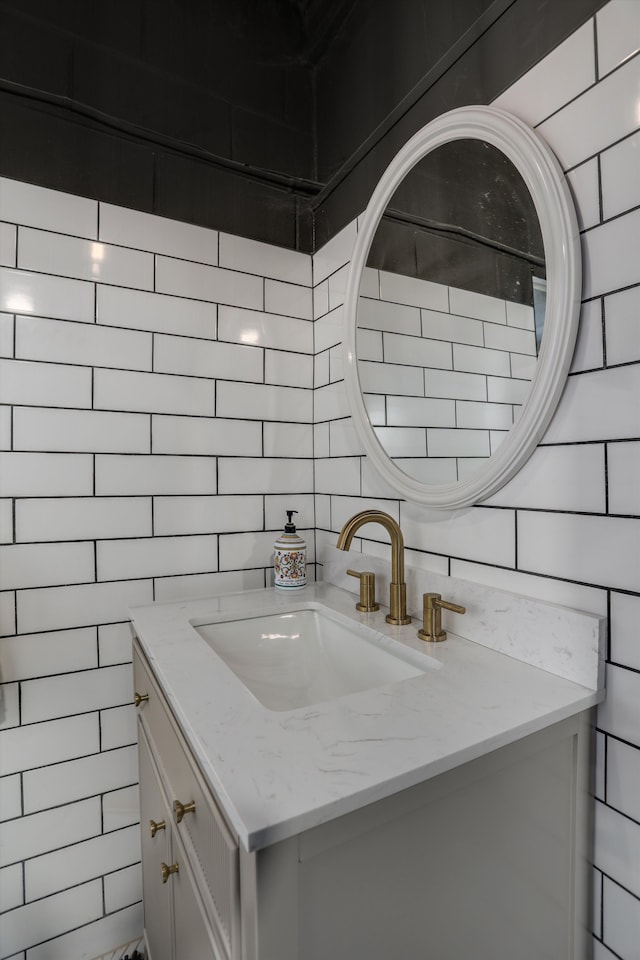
[192,604,437,711]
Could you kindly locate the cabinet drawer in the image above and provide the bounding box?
[134,644,240,958]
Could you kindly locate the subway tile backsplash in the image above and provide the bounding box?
[0,4,638,957]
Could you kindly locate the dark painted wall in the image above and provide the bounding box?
[0,0,607,252]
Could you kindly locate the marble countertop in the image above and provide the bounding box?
[130,579,603,853]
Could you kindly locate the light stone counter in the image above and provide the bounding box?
[130,565,605,853]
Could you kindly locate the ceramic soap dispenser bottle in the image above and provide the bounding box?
[274,510,307,590]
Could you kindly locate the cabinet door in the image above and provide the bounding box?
[138,724,173,960]
[172,829,226,960]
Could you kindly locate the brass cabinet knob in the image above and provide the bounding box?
[418,593,466,643]
[346,569,380,612]
[149,819,166,838]
[134,692,149,706]
[174,799,196,823]
[161,861,179,883]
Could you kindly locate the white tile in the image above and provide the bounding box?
[104,862,142,914]
[595,732,606,802]
[315,493,331,530]
[23,745,137,814]
[602,875,640,960]
[313,279,330,320]
[383,332,452,370]
[493,21,595,126]
[422,309,484,345]
[218,305,313,352]
[379,271,448,312]
[486,443,606,511]
[0,863,22,911]
[102,784,140,832]
[505,301,534,330]
[594,800,640,896]
[13,407,150,454]
[25,823,139,901]
[0,590,16,636]
[219,530,281,571]
[425,367,487,401]
[315,380,350,423]
[265,349,313,388]
[611,592,640,671]
[607,738,640,823]
[0,178,97,238]
[97,534,217,581]
[152,414,260,456]
[314,457,361,496]
[0,358,92,408]
[0,774,22,821]
[0,878,102,958]
[263,421,314,458]
[96,454,216,496]
[0,404,11,449]
[0,714,100,779]
[217,381,313,422]
[327,263,350,311]
[329,418,365,457]
[486,375,532,405]
[400,500,516,568]
[605,284,640,367]
[220,232,311,285]
[484,323,536,355]
[100,203,218,263]
[453,343,510,376]
[156,255,263,309]
[518,512,640,591]
[329,343,344,382]
[426,428,490,458]
[0,452,93,496]
[154,333,263,381]
[571,299,604,373]
[593,940,619,960]
[386,396,455,428]
[94,368,215,417]
[0,497,13,544]
[16,578,153,634]
[394,456,458,485]
[358,359,424,398]
[355,328,383,362]
[153,494,263,536]
[544,364,640,443]
[97,284,217,338]
[99,623,134,667]
[0,267,94,321]
[456,400,513,430]
[27,903,142,960]
[357,296,421,336]
[329,497,399,538]
[100,705,137,750]
[16,314,152,370]
[315,304,344,353]
[16,496,151,542]
[597,0,640,76]
[154,568,265,601]
[265,495,315,532]
[19,228,153,289]
[21,664,133,724]
[1,221,16,266]
[608,441,640,514]
[538,54,640,171]
[314,421,330,458]
[0,312,13,357]
[567,158,601,231]
[373,426,427,458]
[265,279,313,320]
[0,682,20,728]
[593,866,603,938]
[218,457,313,494]
[0,541,94,590]
[313,219,356,285]
[0,627,97,682]
[602,130,640,220]
[450,288,505,325]
[583,208,640,300]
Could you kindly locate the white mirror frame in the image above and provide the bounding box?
[343,105,581,510]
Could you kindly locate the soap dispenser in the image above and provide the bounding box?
[274,510,307,590]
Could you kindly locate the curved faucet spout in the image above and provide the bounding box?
[336,510,411,625]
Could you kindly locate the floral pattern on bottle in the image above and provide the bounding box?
[274,534,307,589]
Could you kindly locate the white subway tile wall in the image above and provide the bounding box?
[0,183,314,957]
[313,5,640,956]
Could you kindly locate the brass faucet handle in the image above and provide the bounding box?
[346,569,380,612]
[418,592,466,643]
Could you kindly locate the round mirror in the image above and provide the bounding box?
[343,106,581,510]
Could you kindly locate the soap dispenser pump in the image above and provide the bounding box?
[274,510,307,590]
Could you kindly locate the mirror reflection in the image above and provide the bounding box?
[356,139,546,485]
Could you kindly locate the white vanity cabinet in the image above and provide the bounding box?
[134,638,594,960]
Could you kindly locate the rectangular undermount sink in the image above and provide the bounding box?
[192,604,438,711]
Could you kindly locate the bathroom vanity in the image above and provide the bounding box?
[131,571,604,960]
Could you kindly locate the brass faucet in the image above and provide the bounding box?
[336,510,411,625]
